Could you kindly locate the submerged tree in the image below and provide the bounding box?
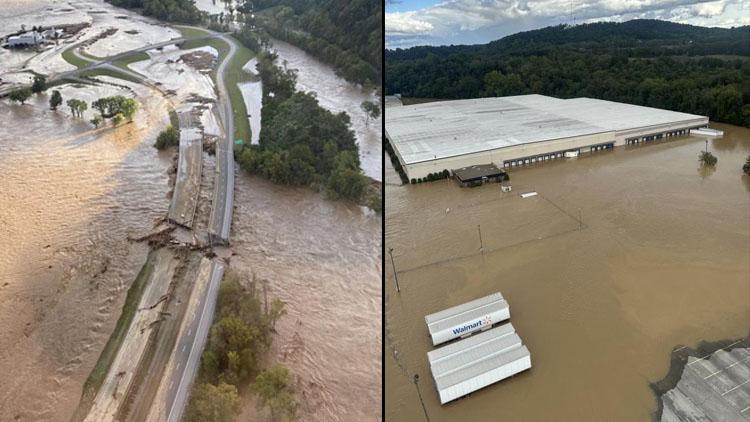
[360,100,380,124]
[184,382,239,422]
[699,151,718,167]
[9,87,32,105]
[31,75,47,93]
[66,99,87,118]
[49,90,62,110]
[90,114,103,128]
[154,125,179,149]
[254,365,297,421]
[743,155,750,175]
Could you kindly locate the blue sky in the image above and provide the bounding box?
[385,0,750,49]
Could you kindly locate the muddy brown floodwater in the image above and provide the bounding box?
[385,123,750,421]
[0,84,171,421]
[231,172,382,421]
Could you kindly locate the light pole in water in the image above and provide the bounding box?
[705,139,708,153]
[414,374,430,422]
[388,247,400,293]
[477,224,484,251]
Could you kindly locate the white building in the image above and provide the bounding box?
[7,31,45,47]
[385,95,709,181]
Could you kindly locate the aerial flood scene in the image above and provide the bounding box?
[0,0,381,421]
[384,1,750,421]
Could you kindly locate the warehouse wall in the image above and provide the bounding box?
[613,117,709,145]
[402,131,615,180]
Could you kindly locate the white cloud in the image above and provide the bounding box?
[385,11,435,34]
[386,0,746,48]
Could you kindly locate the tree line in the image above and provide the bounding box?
[7,76,138,127]
[386,20,750,127]
[186,271,296,421]
[104,0,203,23]
[233,39,372,204]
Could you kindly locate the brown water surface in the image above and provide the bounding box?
[231,172,382,421]
[0,84,170,421]
[385,124,750,421]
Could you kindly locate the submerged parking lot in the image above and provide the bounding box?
[385,123,750,421]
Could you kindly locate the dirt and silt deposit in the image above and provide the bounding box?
[385,123,749,421]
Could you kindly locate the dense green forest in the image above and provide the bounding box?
[386,20,750,127]
[234,40,372,204]
[186,272,294,420]
[248,0,381,86]
[104,0,203,23]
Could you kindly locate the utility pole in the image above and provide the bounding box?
[705,139,708,153]
[388,247,400,293]
[579,208,582,230]
[477,224,483,251]
[414,374,430,422]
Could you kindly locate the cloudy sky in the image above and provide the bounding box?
[385,0,750,48]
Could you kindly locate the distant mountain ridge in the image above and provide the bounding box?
[387,20,750,58]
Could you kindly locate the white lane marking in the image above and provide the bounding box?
[182,344,187,352]
[688,340,744,366]
[704,356,750,380]
[722,379,750,396]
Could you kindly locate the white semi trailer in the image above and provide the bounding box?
[424,292,510,346]
[427,323,532,404]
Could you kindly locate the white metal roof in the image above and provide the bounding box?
[385,94,707,165]
[428,323,516,364]
[427,324,530,391]
[425,292,506,334]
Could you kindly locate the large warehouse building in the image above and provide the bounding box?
[385,95,709,180]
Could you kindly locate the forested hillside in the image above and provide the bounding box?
[250,0,381,86]
[386,20,750,126]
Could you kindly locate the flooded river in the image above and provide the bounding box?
[385,123,750,421]
[270,39,382,181]
[0,83,171,421]
[230,173,382,421]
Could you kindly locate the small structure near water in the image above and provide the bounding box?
[690,127,724,137]
[452,164,507,187]
[6,31,44,48]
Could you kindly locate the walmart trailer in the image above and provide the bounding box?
[427,324,532,404]
[425,293,509,346]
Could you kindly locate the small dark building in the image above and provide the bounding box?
[453,164,507,187]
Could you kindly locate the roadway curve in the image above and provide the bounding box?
[207,32,237,244]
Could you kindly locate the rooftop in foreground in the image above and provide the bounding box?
[385,95,707,165]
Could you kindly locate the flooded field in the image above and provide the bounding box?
[270,39,382,180]
[0,0,178,80]
[385,124,750,421]
[0,82,171,420]
[230,173,382,422]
